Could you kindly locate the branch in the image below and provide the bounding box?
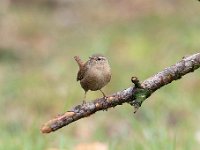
[41,53,200,134]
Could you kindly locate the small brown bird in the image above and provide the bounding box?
[74,54,111,103]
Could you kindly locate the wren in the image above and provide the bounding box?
[74,54,111,102]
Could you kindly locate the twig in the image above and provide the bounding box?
[41,53,200,133]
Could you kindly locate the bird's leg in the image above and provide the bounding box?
[100,89,107,98]
[82,91,87,104]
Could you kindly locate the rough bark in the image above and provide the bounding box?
[41,53,200,134]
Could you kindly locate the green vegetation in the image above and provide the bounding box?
[0,1,200,149]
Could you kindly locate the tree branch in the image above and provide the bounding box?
[41,53,200,134]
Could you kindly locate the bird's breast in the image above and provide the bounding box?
[80,64,111,91]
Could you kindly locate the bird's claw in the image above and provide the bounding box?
[82,100,86,105]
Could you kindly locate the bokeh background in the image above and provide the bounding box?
[0,0,200,149]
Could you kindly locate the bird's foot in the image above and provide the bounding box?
[103,95,108,100]
[82,100,86,105]
[100,89,108,99]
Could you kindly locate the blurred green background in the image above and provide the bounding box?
[0,0,200,150]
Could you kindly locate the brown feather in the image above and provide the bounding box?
[74,56,84,68]
[74,56,86,81]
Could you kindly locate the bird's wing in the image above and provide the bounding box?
[77,70,83,81]
[76,62,88,81]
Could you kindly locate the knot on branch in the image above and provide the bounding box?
[131,76,142,88]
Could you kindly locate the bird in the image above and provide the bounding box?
[74,54,111,103]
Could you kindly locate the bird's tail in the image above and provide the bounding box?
[74,56,84,68]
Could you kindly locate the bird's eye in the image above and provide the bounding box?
[97,58,101,61]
